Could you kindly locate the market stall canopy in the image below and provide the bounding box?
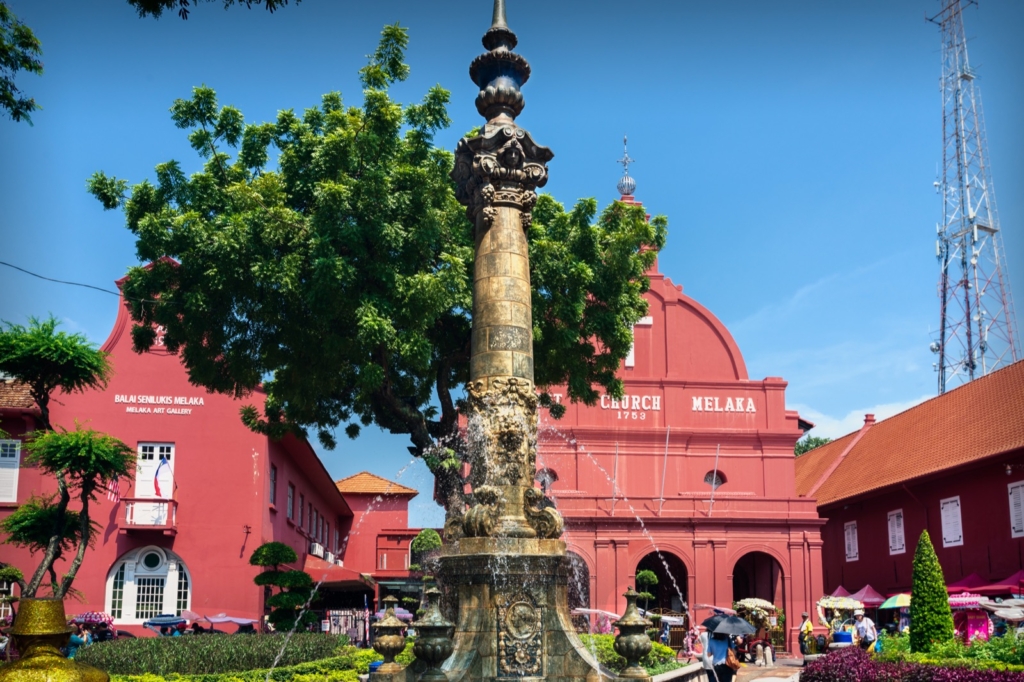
[947,572,988,593]
[993,608,1024,622]
[70,611,113,625]
[831,586,851,597]
[303,555,376,590]
[638,610,685,625]
[975,570,1024,596]
[949,593,984,611]
[848,585,886,607]
[142,615,186,627]
[817,596,864,610]
[879,594,911,610]
[572,608,621,620]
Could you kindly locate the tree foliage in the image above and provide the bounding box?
[126,0,299,21]
[410,528,441,555]
[16,426,135,598]
[635,569,659,610]
[0,1,42,124]
[249,541,317,631]
[0,316,112,431]
[909,530,954,653]
[795,435,831,457]
[0,318,132,599]
[88,25,666,517]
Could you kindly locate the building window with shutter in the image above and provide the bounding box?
[380,553,386,570]
[1009,481,1024,539]
[299,494,305,526]
[0,578,13,620]
[0,440,23,503]
[888,509,906,555]
[287,484,295,520]
[940,496,964,547]
[269,465,278,506]
[844,521,859,562]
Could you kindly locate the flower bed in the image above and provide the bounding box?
[803,645,1024,682]
[75,634,350,676]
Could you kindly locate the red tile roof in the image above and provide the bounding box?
[795,360,1024,507]
[0,379,35,410]
[335,471,418,497]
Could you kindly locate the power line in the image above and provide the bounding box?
[0,260,164,306]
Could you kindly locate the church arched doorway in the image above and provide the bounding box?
[635,551,688,614]
[732,551,784,605]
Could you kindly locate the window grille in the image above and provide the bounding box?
[287,485,295,519]
[269,465,278,505]
[110,563,126,619]
[135,577,166,619]
[703,471,725,489]
[0,580,12,620]
[176,570,190,615]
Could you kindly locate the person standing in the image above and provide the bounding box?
[853,609,877,651]
[707,632,736,682]
[67,623,91,659]
[799,612,814,655]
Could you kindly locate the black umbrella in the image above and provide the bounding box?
[700,614,724,630]
[712,616,756,636]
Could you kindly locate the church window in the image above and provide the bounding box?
[105,546,192,623]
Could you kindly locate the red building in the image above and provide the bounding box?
[795,360,1024,597]
[0,287,391,631]
[535,191,825,653]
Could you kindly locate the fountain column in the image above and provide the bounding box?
[432,3,610,682]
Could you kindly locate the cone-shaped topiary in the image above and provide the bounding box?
[250,541,318,631]
[909,530,954,652]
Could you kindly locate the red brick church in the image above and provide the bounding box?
[536,186,825,653]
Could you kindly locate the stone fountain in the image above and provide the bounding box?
[371,3,654,682]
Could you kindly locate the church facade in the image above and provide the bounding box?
[536,192,825,653]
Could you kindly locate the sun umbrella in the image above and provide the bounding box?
[879,594,911,609]
[701,614,726,631]
[713,616,756,636]
[71,611,114,625]
[143,615,187,627]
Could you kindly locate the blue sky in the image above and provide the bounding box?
[2,0,1022,527]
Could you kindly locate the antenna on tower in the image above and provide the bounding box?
[616,135,636,197]
[929,0,1020,394]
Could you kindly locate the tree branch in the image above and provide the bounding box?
[24,473,70,597]
[58,481,96,599]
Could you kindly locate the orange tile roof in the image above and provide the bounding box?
[0,379,35,410]
[795,360,1024,507]
[335,471,418,497]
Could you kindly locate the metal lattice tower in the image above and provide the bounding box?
[928,0,1019,394]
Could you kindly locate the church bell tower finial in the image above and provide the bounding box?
[617,135,636,197]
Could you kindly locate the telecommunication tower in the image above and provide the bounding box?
[928,0,1019,394]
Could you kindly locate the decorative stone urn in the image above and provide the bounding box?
[612,588,653,681]
[411,588,455,682]
[372,596,408,675]
[0,598,109,682]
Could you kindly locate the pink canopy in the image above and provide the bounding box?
[975,570,1024,596]
[947,573,989,594]
[831,586,851,597]
[848,585,887,607]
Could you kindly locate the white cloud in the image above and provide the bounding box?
[790,394,932,440]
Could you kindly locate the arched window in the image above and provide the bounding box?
[105,546,191,623]
[703,471,726,490]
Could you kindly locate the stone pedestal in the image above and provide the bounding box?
[439,538,604,682]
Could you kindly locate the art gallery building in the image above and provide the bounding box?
[535,191,825,653]
[0,282,395,631]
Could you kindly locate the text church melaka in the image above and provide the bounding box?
[0,193,823,653]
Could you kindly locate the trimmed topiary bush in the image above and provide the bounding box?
[910,530,955,653]
[75,633,348,675]
[250,541,318,631]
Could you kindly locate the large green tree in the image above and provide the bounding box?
[0,0,42,124]
[88,25,666,520]
[127,0,298,20]
[908,530,954,653]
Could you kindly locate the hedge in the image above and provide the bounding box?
[75,634,349,676]
[803,645,1024,682]
[877,632,1024,671]
[578,634,679,675]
